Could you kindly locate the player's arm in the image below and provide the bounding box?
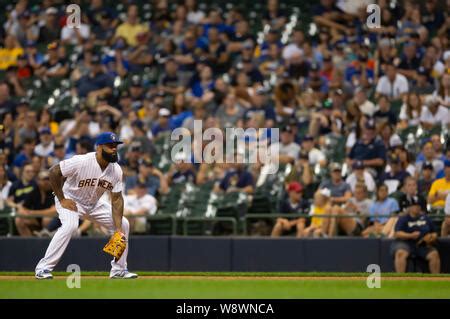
[111,191,124,233]
[49,164,77,211]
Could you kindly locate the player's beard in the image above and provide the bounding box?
[102,149,118,163]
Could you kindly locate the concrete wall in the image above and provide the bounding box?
[1,237,449,273]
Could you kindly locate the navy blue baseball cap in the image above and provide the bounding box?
[96,132,123,145]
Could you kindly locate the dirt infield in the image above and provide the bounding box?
[1,275,450,281]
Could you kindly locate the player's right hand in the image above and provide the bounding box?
[60,199,78,212]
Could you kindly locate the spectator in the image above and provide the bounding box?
[34,127,54,158]
[124,182,157,234]
[125,157,168,196]
[15,170,56,237]
[269,126,300,164]
[398,92,422,129]
[214,155,254,194]
[420,95,449,129]
[37,7,61,45]
[348,119,387,176]
[319,162,352,206]
[345,160,376,194]
[114,4,149,47]
[418,162,435,197]
[300,135,326,167]
[398,176,428,213]
[374,95,397,127]
[0,35,23,71]
[380,154,410,194]
[392,196,440,273]
[375,63,409,100]
[329,183,373,237]
[427,159,450,209]
[35,42,69,79]
[271,182,308,238]
[76,55,113,99]
[416,141,444,179]
[303,188,332,238]
[167,152,196,186]
[365,184,400,238]
[6,164,36,211]
[0,165,12,210]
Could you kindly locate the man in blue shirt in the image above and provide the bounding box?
[391,197,440,273]
[347,119,386,176]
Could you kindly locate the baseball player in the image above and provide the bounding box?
[35,132,138,279]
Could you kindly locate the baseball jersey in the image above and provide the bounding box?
[59,152,123,209]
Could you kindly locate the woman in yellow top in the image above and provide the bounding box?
[303,189,332,238]
[0,35,23,70]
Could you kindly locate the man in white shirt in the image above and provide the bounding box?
[269,126,300,164]
[34,127,54,157]
[420,95,449,129]
[301,135,326,167]
[345,160,376,193]
[376,64,409,100]
[354,87,377,117]
[124,182,157,234]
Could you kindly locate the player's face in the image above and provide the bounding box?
[101,143,119,163]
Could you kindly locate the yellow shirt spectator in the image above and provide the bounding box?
[310,205,326,227]
[0,47,24,70]
[115,22,149,47]
[428,177,450,208]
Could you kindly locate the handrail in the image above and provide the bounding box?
[182,216,237,236]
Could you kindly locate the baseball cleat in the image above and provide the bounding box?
[35,270,53,280]
[110,270,138,279]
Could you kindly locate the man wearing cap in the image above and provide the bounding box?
[269,126,300,164]
[428,159,450,209]
[392,196,440,273]
[380,154,410,194]
[319,162,352,206]
[300,135,326,167]
[347,119,387,175]
[15,170,56,237]
[151,108,173,138]
[35,127,54,157]
[37,8,60,45]
[375,63,409,100]
[271,181,309,238]
[124,182,157,234]
[419,95,449,129]
[76,54,114,99]
[125,157,168,196]
[35,132,138,279]
[418,161,435,197]
[35,42,69,79]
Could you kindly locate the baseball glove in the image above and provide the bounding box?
[103,231,126,260]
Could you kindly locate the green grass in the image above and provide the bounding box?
[1,272,450,299]
[2,271,450,277]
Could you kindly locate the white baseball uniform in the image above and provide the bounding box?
[35,152,130,275]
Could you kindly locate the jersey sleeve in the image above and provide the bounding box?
[112,165,123,193]
[59,155,81,177]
